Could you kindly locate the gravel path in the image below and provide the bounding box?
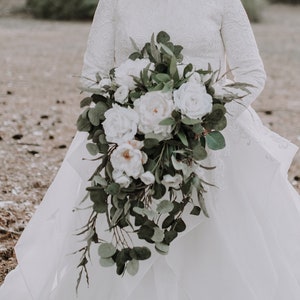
[0,4,299,284]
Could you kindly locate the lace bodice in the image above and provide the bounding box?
[81,0,266,119]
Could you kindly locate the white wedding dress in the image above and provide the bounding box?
[1,0,300,299]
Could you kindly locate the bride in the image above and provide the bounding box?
[1,0,300,299]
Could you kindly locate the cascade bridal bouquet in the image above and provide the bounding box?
[76,31,252,287]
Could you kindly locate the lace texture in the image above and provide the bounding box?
[81,0,266,119]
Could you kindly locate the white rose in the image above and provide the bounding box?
[174,82,213,119]
[112,170,131,188]
[114,85,129,104]
[103,104,139,145]
[188,72,202,84]
[115,58,152,90]
[161,174,183,189]
[111,143,144,179]
[140,171,155,185]
[128,139,144,150]
[134,91,175,137]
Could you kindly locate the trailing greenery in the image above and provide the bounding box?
[241,0,268,22]
[26,0,98,20]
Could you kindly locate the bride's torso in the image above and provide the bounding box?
[114,0,225,71]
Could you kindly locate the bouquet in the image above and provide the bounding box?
[76,31,251,287]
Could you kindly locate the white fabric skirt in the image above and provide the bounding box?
[1,107,300,300]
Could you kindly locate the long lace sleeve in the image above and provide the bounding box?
[221,0,266,119]
[81,0,116,88]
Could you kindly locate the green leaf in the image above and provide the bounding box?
[155,242,169,254]
[214,116,227,131]
[164,230,178,244]
[130,247,151,260]
[86,143,99,156]
[98,243,117,258]
[76,114,91,132]
[156,31,170,43]
[88,102,108,126]
[160,43,174,56]
[181,117,201,125]
[100,257,115,267]
[127,259,139,276]
[183,64,193,77]
[159,117,175,126]
[138,225,155,240]
[190,206,201,216]
[192,123,204,135]
[169,56,178,77]
[154,73,171,83]
[152,183,166,200]
[129,52,142,60]
[105,183,120,195]
[144,138,160,149]
[157,200,174,214]
[151,227,165,243]
[198,192,210,218]
[80,97,92,108]
[93,175,108,187]
[192,144,207,161]
[174,218,186,232]
[177,131,189,147]
[162,215,175,228]
[206,131,226,150]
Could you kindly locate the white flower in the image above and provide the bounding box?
[174,82,213,119]
[111,143,145,179]
[161,174,183,189]
[134,91,175,137]
[128,140,144,150]
[188,72,202,84]
[140,171,155,185]
[114,58,152,90]
[114,85,129,104]
[103,104,139,145]
[112,170,131,188]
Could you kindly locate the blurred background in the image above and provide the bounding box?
[0,0,300,283]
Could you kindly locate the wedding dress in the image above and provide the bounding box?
[1,0,300,299]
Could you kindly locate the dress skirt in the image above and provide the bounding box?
[1,106,300,300]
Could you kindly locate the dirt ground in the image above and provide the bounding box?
[0,3,300,284]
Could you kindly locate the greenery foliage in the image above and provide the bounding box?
[26,0,98,20]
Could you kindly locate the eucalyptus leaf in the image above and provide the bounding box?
[159,117,175,126]
[157,200,174,214]
[77,115,91,132]
[130,247,151,260]
[164,230,178,244]
[155,242,169,254]
[80,97,92,108]
[98,243,117,259]
[192,144,207,161]
[190,206,201,216]
[151,227,165,243]
[127,259,139,276]
[181,117,201,125]
[206,131,226,150]
[156,31,170,44]
[177,131,189,147]
[100,257,115,267]
[86,143,99,156]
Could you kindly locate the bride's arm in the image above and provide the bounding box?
[81,0,116,88]
[221,0,266,119]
